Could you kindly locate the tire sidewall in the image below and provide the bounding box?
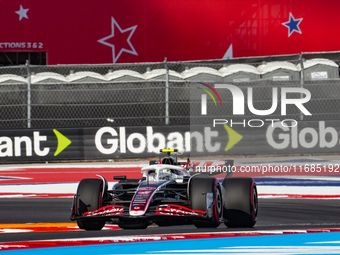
[190,177,222,227]
[76,178,103,215]
[76,178,105,230]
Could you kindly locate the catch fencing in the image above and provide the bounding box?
[0,54,339,130]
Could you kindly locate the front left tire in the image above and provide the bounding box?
[190,177,222,228]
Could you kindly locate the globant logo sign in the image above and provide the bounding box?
[0,129,71,158]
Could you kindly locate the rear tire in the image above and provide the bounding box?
[223,177,258,228]
[76,178,106,231]
[190,177,222,228]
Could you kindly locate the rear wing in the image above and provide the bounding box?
[149,148,235,179]
[149,149,182,166]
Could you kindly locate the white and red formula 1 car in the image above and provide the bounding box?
[71,149,258,230]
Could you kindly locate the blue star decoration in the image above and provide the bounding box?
[282,12,303,37]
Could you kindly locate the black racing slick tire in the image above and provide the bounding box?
[76,178,106,231]
[190,177,222,228]
[223,177,258,228]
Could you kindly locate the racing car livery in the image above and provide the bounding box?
[71,149,258,230]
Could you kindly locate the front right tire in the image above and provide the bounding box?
[76,178,106,231]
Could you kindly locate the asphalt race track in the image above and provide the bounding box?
[1,197,340,243]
